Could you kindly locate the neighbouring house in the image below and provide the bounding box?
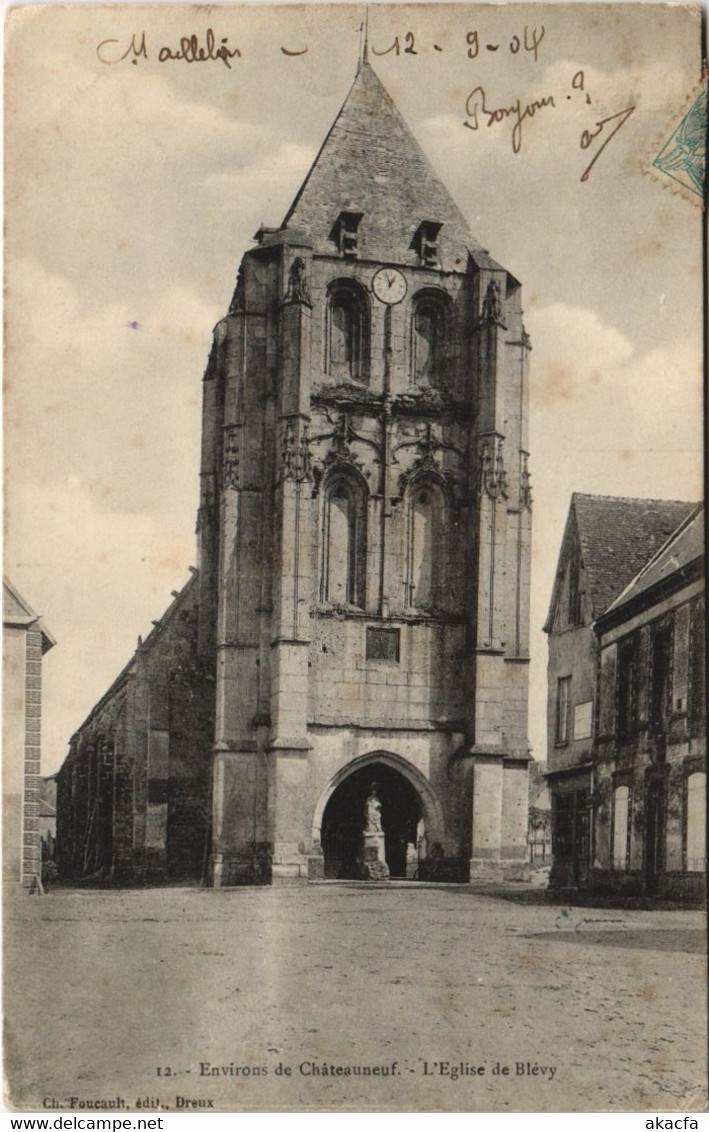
[3,578,56,888]
[544,495,704,900]
[593,504,705,899]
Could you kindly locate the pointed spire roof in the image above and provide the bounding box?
[361,7,369,66]
[282,61,498,273]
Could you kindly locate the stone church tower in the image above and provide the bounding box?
[197,57,532,885]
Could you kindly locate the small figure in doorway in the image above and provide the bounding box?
[364,784,384,835]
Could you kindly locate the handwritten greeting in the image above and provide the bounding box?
[463,70,636,181]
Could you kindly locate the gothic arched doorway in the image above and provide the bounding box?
[320,761,425,879]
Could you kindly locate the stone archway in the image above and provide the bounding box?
[313,753,444,880]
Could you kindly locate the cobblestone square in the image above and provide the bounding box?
[4,884,706,1112]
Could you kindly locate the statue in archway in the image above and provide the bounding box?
[364,785,384,834]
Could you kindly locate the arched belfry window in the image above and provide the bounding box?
[406,480,447,610]
[326,280,369,383]
[320,472,367,607]
[411,291,449,387]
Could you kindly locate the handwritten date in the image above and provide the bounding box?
[466,26,545,61]
[98,27,546,66]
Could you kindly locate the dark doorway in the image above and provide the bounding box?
[321,762,423,879]
[645,778,665,895]
[552,789,590,887]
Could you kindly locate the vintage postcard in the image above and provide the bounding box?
[3,2,706,1115]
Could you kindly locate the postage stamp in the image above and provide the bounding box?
[648,80,707,205]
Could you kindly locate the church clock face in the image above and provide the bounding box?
[372,267,407,305]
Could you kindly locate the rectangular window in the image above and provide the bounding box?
[650,620,673,734]
[568,563,582,626]
[555,677,571,744]
[366,627,400,662]
[573,701,593,740]
[617,635,640,740]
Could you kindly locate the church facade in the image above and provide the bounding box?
[57,58,533,886]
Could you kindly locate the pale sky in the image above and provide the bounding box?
[4,3,704,776]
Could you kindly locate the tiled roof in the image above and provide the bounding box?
[282,60,501,273]
[573,494,697,617]
[605,503,703,614]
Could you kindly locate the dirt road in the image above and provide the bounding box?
[4,883,706,1112]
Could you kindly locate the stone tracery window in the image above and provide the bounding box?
[406,480,447,610]
[326,280,369,383]
[320,471,366,607]
[411,290,448,387]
